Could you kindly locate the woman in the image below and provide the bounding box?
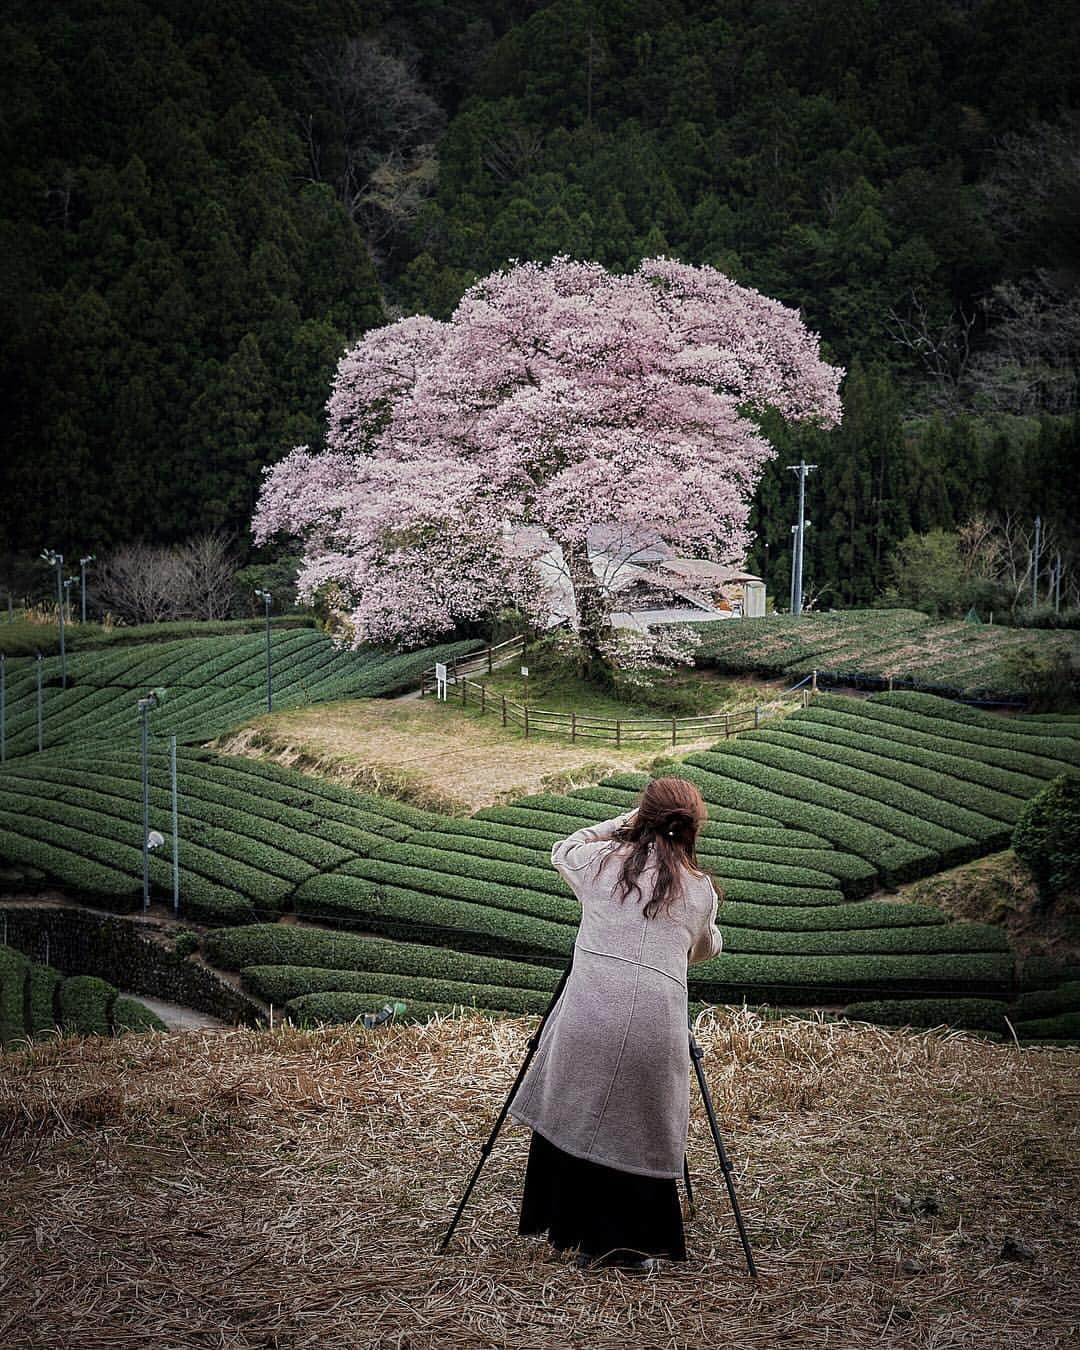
[509,776,724,1272]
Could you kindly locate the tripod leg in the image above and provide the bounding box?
[438,958,573,1253]
[689,1030,758,1279]
[682,1155,696,1219]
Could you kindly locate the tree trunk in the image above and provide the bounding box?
[561,537,610,679]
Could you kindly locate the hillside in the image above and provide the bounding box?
[1,1011,1076,1348]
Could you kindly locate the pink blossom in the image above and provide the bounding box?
[252,256,843,661]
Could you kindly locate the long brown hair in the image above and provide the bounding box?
[603,777,718,919]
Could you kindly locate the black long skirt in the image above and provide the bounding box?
[518,1129,687,1262]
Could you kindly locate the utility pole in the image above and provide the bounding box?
[789,525,798,613]
[787,461,816,616]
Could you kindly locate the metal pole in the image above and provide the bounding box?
[80,559,87,624]
[1054,553,1062,613]
[0,654,5,764]
[56,558,66,687]
[141,702,149,912]
[789,525,798,612]
[170,734,179,918]
[265,598,272,712]
[36,652,43,752]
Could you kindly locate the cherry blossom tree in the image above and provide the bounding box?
[253,256,843,672]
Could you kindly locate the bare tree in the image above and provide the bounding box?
[885,290,977,410]
[301,38,444,250]
[177,531,238,621]
[96,533,238,624]
[96,545,187,625]
[965,270,1080,414]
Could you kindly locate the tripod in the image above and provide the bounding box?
[438,959,758,1278]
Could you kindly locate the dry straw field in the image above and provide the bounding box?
[2,1008,1077,1349]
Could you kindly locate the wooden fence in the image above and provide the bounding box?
[425,670,776,746]
[418,634,526,695]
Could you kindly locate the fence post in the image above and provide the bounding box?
[524,706,530,738]
[671,717,677,747]
[461,676,466,705]
[502,694,507,727]
[888,676,894,692]
[571,711,576,743]
[488,645,493,674]
[616,720,621,748]
[480,683,486,715]
[754,704,760,729]
[725,712,731,739]
[812,669,818,693]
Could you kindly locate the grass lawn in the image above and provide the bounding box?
[210,669,802,814]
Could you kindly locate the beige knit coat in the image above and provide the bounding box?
[509,810,724,1179]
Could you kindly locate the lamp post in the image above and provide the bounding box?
[137,689,165,912]
[254,589,272,712]
[787,461,816,616]
[63,576,77,625]
[79,555,94,624]
[40,549,66,687]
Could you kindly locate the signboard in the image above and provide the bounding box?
[520,666,529,678]
[434,661,448,701]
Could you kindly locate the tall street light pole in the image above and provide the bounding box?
[137,689,165,912]
[787,462,816,616]
[1032,515,1042,608]
[41,549,66,687]
[79,555,94,624]
[255,589,272,712]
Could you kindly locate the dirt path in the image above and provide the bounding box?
[117,992,229,1031]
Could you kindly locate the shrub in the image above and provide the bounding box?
[1008,982,1080,1020]
[0,945,29,1046]
[58,975,114,1037]
[1012,774,1080,905]
[27,962,62,1037]
[174,931,200,958]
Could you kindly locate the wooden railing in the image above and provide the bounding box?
[426,670,770,746]
[418,634,526,695]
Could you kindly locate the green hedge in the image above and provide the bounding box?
[0,945,28,1045]
[1008,982,1080,1019]
[57,975,115,1037]
[27,963,62,1036]
[697,742,986,863]
[840,997,1009,1032]
[760,718,1026,825]
[242,964,552,1015]
[111,996,168,1033]
[673,759,934,884]
[687,951,1015,1003]
[793,705,1045,800]
[205,925,561,991]
[858,694,1080,773]
[1011,1010,1080,1041]
[719,922,1008,958]
[283,993,497,1028]
[292,875,574,962]
[716,900,947,932]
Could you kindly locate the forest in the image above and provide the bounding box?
[1,0,1077,612]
